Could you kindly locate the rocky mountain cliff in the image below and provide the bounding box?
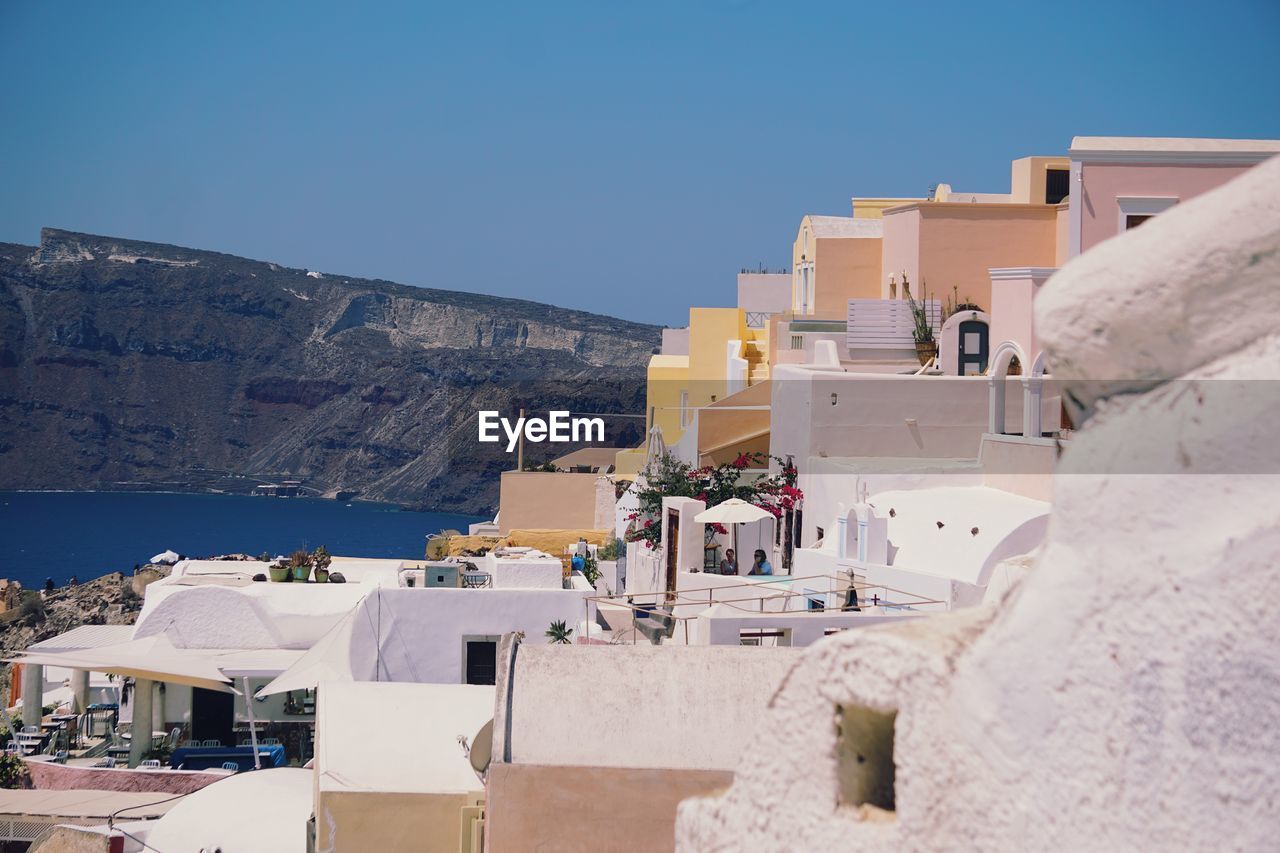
[0,229,660,514]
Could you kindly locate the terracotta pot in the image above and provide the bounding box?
[915,340,938,366]
[268,566,290,583]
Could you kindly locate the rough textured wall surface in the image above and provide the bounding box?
[0,229,660,513]
[676,157,1280,850]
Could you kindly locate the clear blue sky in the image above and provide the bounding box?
[3,1,1277,326]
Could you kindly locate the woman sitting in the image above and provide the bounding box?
[749,549,773,576]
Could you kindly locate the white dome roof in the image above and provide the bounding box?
[145,767,312,852]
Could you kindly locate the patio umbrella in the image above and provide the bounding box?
[643,423,667,475]
[695,499,772,572]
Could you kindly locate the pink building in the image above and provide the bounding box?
[1067,137,1280,257]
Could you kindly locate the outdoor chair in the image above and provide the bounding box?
[20,726,37,735]
[52,750,68,764]
[166,727,182,750]
[200,739,222,747]
[93,757,116,768]
[221,761,240,771]
[261,737,282,746]
[4,743,20,756]
[140,759,161,769]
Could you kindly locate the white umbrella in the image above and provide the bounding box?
[695,499,772,573]
[643,423,667,474]
[694,498,772,525]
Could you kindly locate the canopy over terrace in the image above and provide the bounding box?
[8,633,235,693]
[8,631,305,767]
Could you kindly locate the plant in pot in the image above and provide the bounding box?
[544,619,574,645]
[268,558,290,583]
[288,549,312,583]
[904,274,938,366]
[312,546,332,583]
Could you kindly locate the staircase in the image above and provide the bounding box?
[744,330,769,384]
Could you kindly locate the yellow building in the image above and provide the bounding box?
[616,306,771,479]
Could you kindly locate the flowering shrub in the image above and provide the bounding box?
[624,452,801,550]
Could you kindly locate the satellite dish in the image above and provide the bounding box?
[469,718,494,777]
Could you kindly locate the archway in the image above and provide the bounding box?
[987,341,1028,435]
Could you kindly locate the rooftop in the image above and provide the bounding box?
[496,643,800,771]
[1069,136,1280,163]
[806,215,883,238]
[317,682,493,794]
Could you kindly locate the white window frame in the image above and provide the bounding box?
[1116,196,1178,232]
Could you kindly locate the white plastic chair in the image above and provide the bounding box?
[140,759,161,769]
[221,761,239,771]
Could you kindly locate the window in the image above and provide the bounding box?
[740,629,791,647]
[835,705,897,811]
[1117,197,1177,233]
[1045,168,1069,204]
[679,390,689,428]
[462,637,500,685]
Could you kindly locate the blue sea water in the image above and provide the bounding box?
[0,491,482,588]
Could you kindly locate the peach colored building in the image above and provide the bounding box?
[880,202,1059,312]
[791,215,883,317]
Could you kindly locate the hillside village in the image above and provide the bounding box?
[3,137,1278,851]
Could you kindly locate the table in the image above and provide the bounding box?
[50,715,79,748]
[169,745,286,771]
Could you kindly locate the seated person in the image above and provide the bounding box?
[749,549,773,575]
[719,548,738,575]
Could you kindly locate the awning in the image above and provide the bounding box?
[9,634,233,693]
[259,592,412,696]
[258,606,359,697]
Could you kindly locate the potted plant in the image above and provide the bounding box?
[268,558,290,583]
[545,620,574,644]
[312,546,331,583]
[288,549,312,582]
[579,552,601,587]
[904,274,938,365]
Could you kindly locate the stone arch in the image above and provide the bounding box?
[987,341,1028,435]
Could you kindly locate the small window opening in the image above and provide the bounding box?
[835,704,897,813]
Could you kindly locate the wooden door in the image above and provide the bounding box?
[665,508,680,598]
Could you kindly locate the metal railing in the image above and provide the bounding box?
[745,311,770,329]
[582,574,944,645]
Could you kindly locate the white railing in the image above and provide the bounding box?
[847,298,940,350]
